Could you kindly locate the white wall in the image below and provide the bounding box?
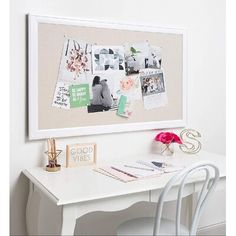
[10,0,226,235]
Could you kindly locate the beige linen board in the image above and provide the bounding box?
[37,22,184,130]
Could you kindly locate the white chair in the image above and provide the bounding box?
[117,162,219,236]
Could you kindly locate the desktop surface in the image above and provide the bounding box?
[23,151,225,206]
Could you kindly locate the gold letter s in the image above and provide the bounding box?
[179,129,201,154]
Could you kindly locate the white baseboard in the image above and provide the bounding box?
[197,222,226,236]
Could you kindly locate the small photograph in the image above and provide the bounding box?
[124,42,149,75]
[148,46,162,69]
[140,72,165,97]
[87,75,118,113]
[140,70,167,110]
[92,45,125,74]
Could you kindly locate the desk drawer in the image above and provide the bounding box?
[195,176,226,193]
[76,191,150,214]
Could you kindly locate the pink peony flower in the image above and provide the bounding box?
[155,132,183,144]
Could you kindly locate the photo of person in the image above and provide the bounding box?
[90,76,103,105]
[140,70,168,110]
[100,79,113,107]
[88,76,116,113]
[148,46,162,69]
[141,72,165,96]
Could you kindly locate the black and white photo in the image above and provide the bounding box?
[87,75,118,113]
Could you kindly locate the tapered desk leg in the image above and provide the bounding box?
[61,204,77,236]
[26,182,42,235]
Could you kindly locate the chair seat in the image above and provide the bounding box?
[117,217,189,236]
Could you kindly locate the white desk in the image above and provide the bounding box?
[23,151,226,235]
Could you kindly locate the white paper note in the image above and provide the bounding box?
[52,82,70,109]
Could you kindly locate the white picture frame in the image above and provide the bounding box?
[28,14,187,140]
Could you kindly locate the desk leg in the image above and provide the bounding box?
[61,205,77,236]
[26,182,41,235]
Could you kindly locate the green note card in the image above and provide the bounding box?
[117,95,133,118]
[69,84,90,108]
